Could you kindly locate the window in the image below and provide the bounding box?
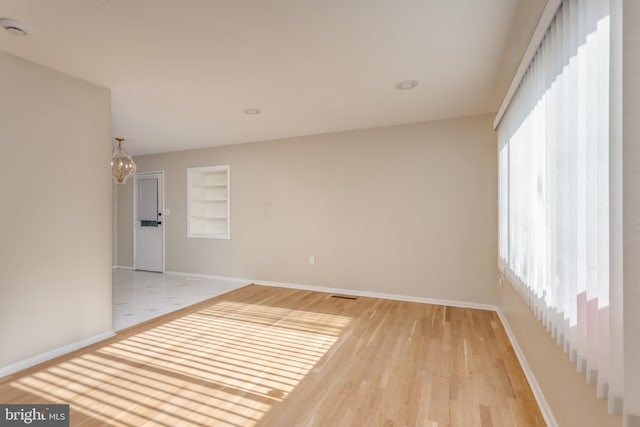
[187,165,230,239]
[496,0,622,413]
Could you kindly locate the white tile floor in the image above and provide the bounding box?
[112,269,247,331]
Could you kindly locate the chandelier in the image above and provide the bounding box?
[111,137,137,184]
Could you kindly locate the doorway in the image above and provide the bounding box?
[133,171,164,272]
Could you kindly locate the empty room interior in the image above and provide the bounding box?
[1,0,639,426]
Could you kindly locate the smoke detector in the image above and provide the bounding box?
[0,18,28,36]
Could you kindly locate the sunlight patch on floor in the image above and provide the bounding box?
[11,299,351,426]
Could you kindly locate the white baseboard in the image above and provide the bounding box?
[164,270,249,284]
[0,330,115,378]
[112,265,134,270]
[164,270,497,311]
[495,309,557,427]
[255,279,499,311]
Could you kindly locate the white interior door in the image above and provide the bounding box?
[134,172,164,272]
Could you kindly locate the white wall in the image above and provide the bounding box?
[118,114,498,304]
[0,52,113,371]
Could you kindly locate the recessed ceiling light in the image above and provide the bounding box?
[0,18,28,36]
[395,80,419,90]
[243,108,261,115]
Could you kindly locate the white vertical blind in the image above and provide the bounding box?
[497,0,623,413]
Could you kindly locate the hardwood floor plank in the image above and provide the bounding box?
[0,285,545,426]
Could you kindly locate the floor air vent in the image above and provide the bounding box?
[331,294,358,300]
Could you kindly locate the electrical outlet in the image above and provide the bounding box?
[164,208,171,215]
[309,256,316,265]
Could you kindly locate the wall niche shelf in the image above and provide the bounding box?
[187,165,230,239]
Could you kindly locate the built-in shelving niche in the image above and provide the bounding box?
[187,165,230,239]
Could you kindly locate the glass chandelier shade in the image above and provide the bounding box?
[111,137,137,184]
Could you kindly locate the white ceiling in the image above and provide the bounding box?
[0,0,545,155]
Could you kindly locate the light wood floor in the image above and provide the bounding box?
[0,285,545,426]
